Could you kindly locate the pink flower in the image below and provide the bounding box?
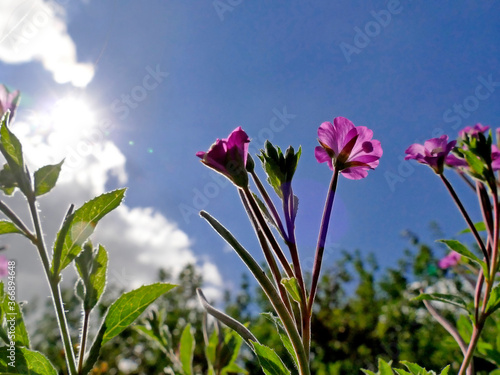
[0,256,7,277]
[314,117,382,179]
[405,135,456,174]
[0,85,21,122]
[459,123,489,138]
[438,251,461,269]
[196,127,250,187]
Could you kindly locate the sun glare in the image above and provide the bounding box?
[50,97,95,134]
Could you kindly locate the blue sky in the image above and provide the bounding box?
[1,0,499,296]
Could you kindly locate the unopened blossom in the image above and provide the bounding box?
[196,126,250,187]
[314,117,382,179]
[438,251,461,269]
[459,123,489,138]
[405,135,456,174]
[0,85,20,122]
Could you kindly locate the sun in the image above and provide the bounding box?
[50,97,96,134]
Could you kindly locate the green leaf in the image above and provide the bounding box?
[261,313,297,367]
[281,277,302,304]
[34,160,64,196]
[486,284,500,315]
[221,362,248,375]
[205,329,218,368]
[179,324,195,375]
[463,149,485,175]
[439,366,450,375]
[52,188,126,275]
[361,359,393,375]
[252,341,290,375]
[0,220,22,235]
[413,293,469,312]
[401,361,427,374]
[0,113,23,169]
[75,243,108,311]
[102,282,176,344]
[1,282,30,348]
[459,221,486,234]
[0,346,57,375]
[438,239,488,277]
[377,358,394,375]
[0,164,18,195]
[0,114,30,196]
[393,370,411,375]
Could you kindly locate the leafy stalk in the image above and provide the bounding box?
[27,193,78,375]
[200,211,310,375]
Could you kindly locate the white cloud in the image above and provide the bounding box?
[0,0,94,87]
[0,112,223,307]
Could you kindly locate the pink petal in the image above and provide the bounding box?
[405,143,426,159]
[341,166,369,180]
[317,122,337,153]
[315,146,334,170]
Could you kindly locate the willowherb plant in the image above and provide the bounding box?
[404,123,500,374]
[195,116,382,374]
[0,84,176,375]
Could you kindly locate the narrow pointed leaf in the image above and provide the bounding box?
[102,282,176,344]
[1,282,30,348]
[261,313,297,367]
[438,239,488,277]
[438,365,450,375]
[463,149,485,175]
[0,113,23,169]
[281,277,302,304]
[52,188,126,275]
[394,370,411,375]
[75,244,108,311]
[0,347,57,375]
[34,160,64,196]
[252,341,290,375]
[413,293,469,311]
[0,220,22,235]
[401,361,427,374]
[197,288,258,346]
[179,324,195,375]
[459,222,486,234]
[377,358,394,375]
[486,284,500,315]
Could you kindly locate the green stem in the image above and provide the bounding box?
[200,211,310,375]
[0,200,36,243]
[78,311,90,374]
[243,188,294,278]
[27,195,78,375]
[239,189,294,315]
[250,170,287,240]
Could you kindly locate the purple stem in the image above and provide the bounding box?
[440,174,490,268]
[308,168,339,311]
